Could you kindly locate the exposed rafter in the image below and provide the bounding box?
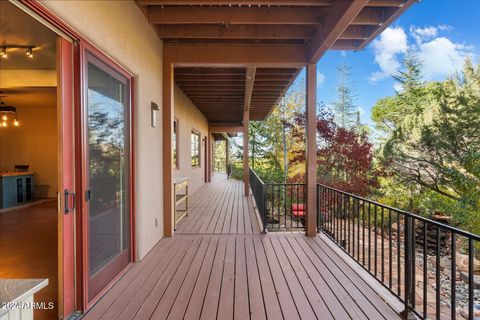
[148,6,329,25]
[156,24,316,39]
[308,0,369,63]
[244,67,256,111]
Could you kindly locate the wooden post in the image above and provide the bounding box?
[208,134,212,182]
[305,63,317,237]
[163,61,174,237]
[243,110,249,196]
[226,138,229,175]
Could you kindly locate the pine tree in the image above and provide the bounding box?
[333,64,357,128]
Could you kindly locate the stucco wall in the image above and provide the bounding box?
[174,85,208,194]
[41,0,164,260]
[0,89,57,198]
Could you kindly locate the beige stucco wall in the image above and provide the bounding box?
[174,85,208,194]
[0,89,57,198]
[41,0,164,260]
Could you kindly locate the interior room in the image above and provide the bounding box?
[0,2,59,319]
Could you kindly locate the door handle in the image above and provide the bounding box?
[64,189,75,214]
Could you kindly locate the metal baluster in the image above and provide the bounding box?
[362,200,366,266]
[374,205,378,277]
[436,227,441,320]
[451,232,456,320]
[423,221,428,318]
[398,212,402,297]
[389,209,393,288]
[381,207,385,283]
[368,202,371,271]
[469,239,474,320]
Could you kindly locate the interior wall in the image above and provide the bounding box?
[41,0,164,260]
[174,85,209,194]
[0,89,58,198]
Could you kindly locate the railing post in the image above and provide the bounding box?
[261,183,267,234]
[401,215,416,320]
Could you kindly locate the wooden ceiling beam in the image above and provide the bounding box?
[209,125,244,133]
[330,39,363,50]
[365,0,407,7]
[308,0,369,63]
[339,25,375,40]
[148,6,328,25]
[351,7,397,25]
[243,67,256,111]
[156,24,316,39]
[139,0,332,5]
[175,67,245,75]
[164,44,308,66]
[357,0,416,50]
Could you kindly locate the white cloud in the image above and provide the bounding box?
[418,37,475,80]
[369,27,408,83]
[393,82,404,92]
[438,24,454,32]
[369,24,475,83]
[340,50,347,57]
[317,71,326,88]
[410,26,438,44]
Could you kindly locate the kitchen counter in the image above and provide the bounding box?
[0,279,48,319]
[0,173,35,209]
[0,172,35,177]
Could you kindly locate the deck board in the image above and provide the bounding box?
[84,176,402,320]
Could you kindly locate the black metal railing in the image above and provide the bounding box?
[317,183,480,320]
[249,168,306,232]
[249,168,266,233]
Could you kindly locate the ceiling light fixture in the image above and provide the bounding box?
[0,96,20,128]
[0,47,7,59]
[0,45,36,59]
[26,47,33,58]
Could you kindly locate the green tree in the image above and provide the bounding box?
[333,64,357,128]
[373,56,480,233]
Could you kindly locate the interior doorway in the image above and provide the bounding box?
[0,2,59,319]
[0,2,75,319]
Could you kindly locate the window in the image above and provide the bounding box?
[191,130,200,168]
[173,119,178,168]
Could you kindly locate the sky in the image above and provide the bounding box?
[287,0,480,129]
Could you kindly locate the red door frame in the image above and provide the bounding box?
[79,44,136,308]
[17,0,136,316]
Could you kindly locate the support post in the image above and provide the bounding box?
[305,63,317,237]
[206,133,211,182]
[226,138,229,175]
[163,61,174,237]
[243,109,249,196]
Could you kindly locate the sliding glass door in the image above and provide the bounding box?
[84,52,131,301]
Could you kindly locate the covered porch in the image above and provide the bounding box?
[83,176,402,320]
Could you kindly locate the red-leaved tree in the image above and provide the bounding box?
[290,110,381,196]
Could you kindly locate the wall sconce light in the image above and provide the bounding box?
[151,101,160,128]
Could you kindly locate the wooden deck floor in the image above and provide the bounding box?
[175,175,260,235]
[84,177,401,320]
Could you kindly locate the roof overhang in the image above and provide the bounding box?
[137,0,416,124]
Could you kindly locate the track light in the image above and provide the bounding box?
[0,47,7,59]
[26,47,33,58]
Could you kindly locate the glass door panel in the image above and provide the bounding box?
[85,53,130,301]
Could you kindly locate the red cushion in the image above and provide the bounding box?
[292,210,305,217]
[291,203,305,211]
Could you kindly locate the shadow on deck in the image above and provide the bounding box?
[84,176,402,320]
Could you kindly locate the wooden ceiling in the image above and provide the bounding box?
[136,0,416,125]
[175,66,298,122]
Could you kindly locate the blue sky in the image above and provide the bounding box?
[287,0,480,130]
